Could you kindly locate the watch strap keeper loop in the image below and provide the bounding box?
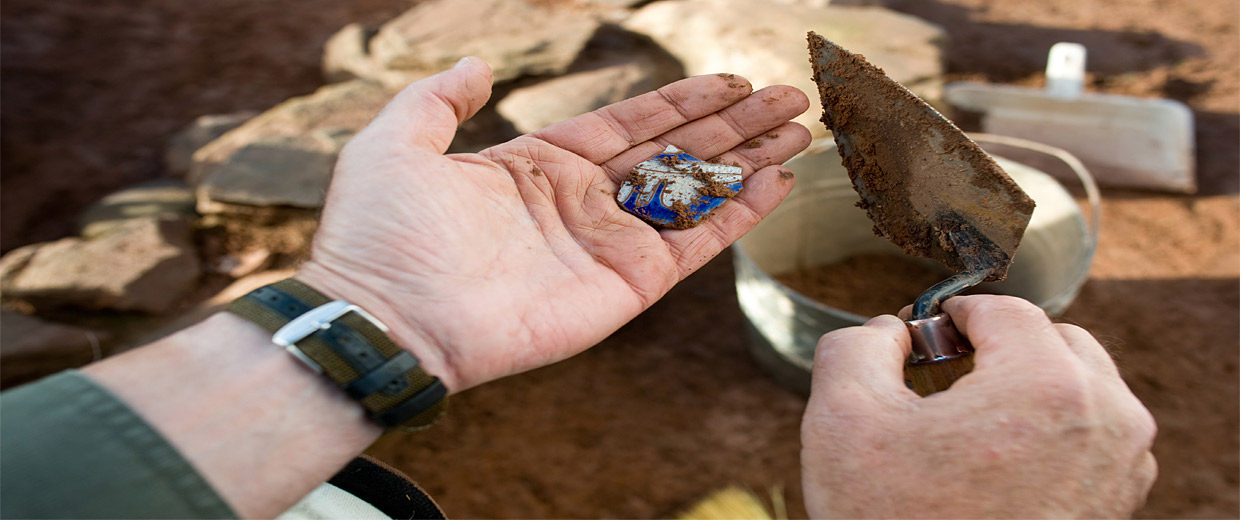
[374,379,448,428]
[344,352,419,399]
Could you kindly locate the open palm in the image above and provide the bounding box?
[300,57,811,392]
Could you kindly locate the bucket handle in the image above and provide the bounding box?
[968,133,1101,264]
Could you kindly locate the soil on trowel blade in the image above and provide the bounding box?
[774,253,951,317]
[807,32,1035,281]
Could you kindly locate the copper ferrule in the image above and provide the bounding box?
[906,313,974,364]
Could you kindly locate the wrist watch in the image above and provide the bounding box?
[228,278,446,431]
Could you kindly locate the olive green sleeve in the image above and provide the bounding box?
[1,370,236,519]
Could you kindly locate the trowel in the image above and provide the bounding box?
[807,32,1037,396]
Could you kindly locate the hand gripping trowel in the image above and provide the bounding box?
[807,32,1037,396]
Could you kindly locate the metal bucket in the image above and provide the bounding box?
[734,135,1099,393]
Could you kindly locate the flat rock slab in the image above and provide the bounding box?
[369,0,601,86]
[165,111,258,177]
[199,133,341,208]
[583,0,650,7]
[497,26,684,134]
[191,80,392,211]
[77,179,197,239]
[2,218,200,313]
[624,1,946,138]
[322,23,379,84]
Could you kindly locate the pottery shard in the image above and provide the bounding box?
[369,0,601,86]
[0,311,106,389]
[165,111,259,177]
[77,179,197,239]
[2,218,200,313]
[624,0,946,138]
[190,80,391,211]
[497,27,684,134]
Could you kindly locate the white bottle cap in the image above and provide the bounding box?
[1045,42,1087,99]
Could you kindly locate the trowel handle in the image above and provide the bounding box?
[904,313,975,396]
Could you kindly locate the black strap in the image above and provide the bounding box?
[373,380,448,428]
[310,319,387,373]
[344,352,419,399]
[248,286,314,320]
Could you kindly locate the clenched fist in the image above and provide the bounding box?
[801,295,1157,518]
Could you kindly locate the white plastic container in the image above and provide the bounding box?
[945,43,1195,193]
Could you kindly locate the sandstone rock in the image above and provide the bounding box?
[198,133,341,208]
[0,243,41,290]
[0,239,75,296]
[77,179,197,239]
[191,80,391,211]
[0,311,106,389]
[583,0,652,7]
[323,23,379,84]
[368,0,601,86]
[624,1,946,137]
[768,0,832,6]
[210,248,273,278]
[165,111,258,177]
[3,218,200,313]
[497,26,684,133]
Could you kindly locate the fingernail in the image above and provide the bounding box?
[454,57,471,69]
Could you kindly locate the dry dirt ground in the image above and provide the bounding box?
[2,0,1237,518]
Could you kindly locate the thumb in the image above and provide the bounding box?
[374,56,494,153]
[810,315,916,407]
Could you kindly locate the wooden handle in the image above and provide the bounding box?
[904,313,975,396]
[905,354,975,396]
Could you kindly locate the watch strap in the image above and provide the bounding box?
[228,278,446,430]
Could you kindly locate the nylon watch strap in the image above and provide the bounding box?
[228,278,446,431]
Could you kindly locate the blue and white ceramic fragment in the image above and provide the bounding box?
[616,146,743,229]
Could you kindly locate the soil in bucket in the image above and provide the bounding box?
[773,253,952,317]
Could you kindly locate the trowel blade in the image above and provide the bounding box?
[807,32,1035,280]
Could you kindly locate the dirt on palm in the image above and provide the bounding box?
[2,0,1236,518]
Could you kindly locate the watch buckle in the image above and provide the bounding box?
[272,300,390,373]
